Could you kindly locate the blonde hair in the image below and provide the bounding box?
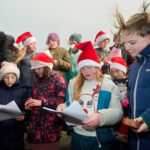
[73,68,103,101]
[114,1,150,37]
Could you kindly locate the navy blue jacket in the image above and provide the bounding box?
[19,51,34,87]
[0,81,28,133]
[128,44,150,150]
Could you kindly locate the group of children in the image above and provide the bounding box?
[0,1,150,150]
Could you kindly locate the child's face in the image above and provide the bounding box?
[27,42,37,52]
[80,66,97,81]
[69,40,78,45]
[47,40,58,49]
[122,31,150,57]
[34,68,44,78]
[111,68,126,80]
[3,73,17,87]
[98,39,110,50]
[114,39,120,47]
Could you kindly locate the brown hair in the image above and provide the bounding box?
[43,66,51,78]
[73,68,103,101]
[114,1,150,37]
[34,66,51,78]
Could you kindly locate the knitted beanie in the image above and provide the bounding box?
[69,33,82,43]
[46,33,60,45]
[0,61,20,80]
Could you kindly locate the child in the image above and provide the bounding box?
[46,32,72,81]
[110,57,129,149]
[110,33,121,51]
[13,32,36,90]
[25,50,66,150]
[109,33,135,68]
[93,30,111,74]
[0,61,28,150]
[65,33,82,83]
[69,33,82,45]
[57,41,123,150]
[115,2,150,150]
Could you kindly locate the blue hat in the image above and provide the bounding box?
[69,33,82,43]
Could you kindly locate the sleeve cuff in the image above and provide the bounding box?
[41,101,44,107]
[141,114,150,131]
[40,97,48,107]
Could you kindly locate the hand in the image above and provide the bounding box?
[25,99,32,110]
[15,115,24,121]
[121,99,129,108]
[57,105,66,112]
[131,117,148,133]
[57,105,66,118]
[82,112,100,128]
[53,60,58,66]
[25,98,42,108]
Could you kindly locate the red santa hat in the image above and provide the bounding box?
[14,32,36,48]
[31,50,53,70]
[75,41,101,70]
[93,31,110,46]
[110,57,127,74]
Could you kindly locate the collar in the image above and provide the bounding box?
[139,44,150,56]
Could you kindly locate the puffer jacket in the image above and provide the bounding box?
[0,81,28,149]
[128,44,150,150]
[0,32,14,63]
[19,50,34,87]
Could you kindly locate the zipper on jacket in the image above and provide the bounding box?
[133,57,146,150]
[133,57,146,119]
[136,134,140,150]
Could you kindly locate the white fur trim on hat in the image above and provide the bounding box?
[0,66,20,80]
[13,43,19,49]
[93,34,110,47]
[78,59,101,70]
[110,63,127,73]
[23,37,36,46]
[31,60,53,70]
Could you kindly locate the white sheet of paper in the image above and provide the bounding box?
[43,101,89,125]
[0,101,24,121]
